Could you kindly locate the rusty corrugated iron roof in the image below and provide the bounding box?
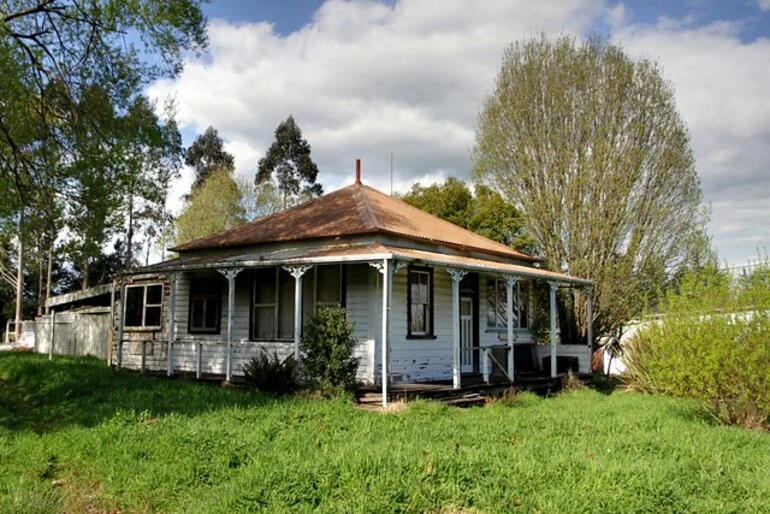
[171,183,536,262]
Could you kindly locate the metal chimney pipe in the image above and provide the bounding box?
[355,159,361,184]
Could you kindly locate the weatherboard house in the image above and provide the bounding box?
[113,161,593,404]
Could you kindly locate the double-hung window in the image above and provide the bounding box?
[407,266,434,338]
[125,284,163,329]
[188,275,223,334]
[252,268,294,340]
[486,278,529,330]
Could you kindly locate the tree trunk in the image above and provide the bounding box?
[125,192,134,269]
[82,259,89,290]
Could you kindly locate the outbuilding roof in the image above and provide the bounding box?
[171,182,537,262]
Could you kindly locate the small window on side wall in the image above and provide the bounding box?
[407,266,434,338]
[125,284,163,329]
[188,275,223,334]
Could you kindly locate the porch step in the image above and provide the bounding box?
[357,391,487,408]
[441,393,487,407]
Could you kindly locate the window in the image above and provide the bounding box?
[487,278,529,330]
[188,275,223,334]
[252,268,294,340]
[315,264,344,311]
[407,266,434,337]
[125,284,163,329]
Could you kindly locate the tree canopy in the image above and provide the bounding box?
[174,168,247,247]
[400,177,532,252]
[0,0,205,323]
[472,34,708,341]
[0,0,207,199]
[256,115,322,208]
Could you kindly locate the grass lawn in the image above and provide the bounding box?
[1,353,769,513]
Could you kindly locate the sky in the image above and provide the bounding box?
[148,0,770,267]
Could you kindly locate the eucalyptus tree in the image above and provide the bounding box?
[473,34,709,341]
[185,126,235,192]
[256,115,323,209]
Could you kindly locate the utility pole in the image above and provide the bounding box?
[14,212,23,341]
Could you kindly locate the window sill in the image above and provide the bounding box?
[406,334,437,340]
[124,326,161,332]
[188,329,221,335]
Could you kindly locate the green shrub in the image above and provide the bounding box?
[625,263,770,429]
[242,350,297,395]
[300,306,359,397]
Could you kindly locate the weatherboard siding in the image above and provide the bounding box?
[113,266,375,383]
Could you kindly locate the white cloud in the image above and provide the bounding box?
[148,0,769,266]
[758,0,770,13]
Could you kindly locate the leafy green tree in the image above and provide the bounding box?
[400,177,473,227]
[400,178,531,251]
[0,0,207,200]
[174,168,247,246]
[0,0,206,303]
[472,34,708,342]
[185,126,235,191]
[256,115,322,208]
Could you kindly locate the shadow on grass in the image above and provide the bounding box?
[588,373,622,395]
[0,352,280,434]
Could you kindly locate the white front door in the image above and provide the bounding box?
[460,297,473,373]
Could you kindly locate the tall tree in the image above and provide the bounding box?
[472,34,708,342]
[185,126,235,191]
[0,0,207,201]
[174,168,247,247]
[400,178,531,250]
[256,115,322,208]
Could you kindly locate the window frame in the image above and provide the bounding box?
[406,265,435,339]
[124,283,164,330]
[486,278,530,332]
[187,275,223,335]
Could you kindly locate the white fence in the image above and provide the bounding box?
[25,308,112,360]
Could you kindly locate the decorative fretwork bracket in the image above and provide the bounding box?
[218,268,243,282]
[369,260,407,276]
[446,268,468,283]
[283,265,311,279]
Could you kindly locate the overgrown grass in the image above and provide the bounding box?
[2,353,769,513]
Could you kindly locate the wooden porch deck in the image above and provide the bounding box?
[359,372,592,407]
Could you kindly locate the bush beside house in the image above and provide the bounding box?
[625,264,770,429]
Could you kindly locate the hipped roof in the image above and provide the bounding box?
[171,183,537,262]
